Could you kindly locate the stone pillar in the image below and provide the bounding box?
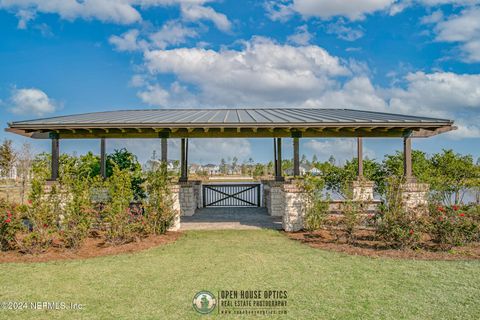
[191,180,203,209]
[351,180,374,201]
[169,185,181,231]
[400,182,429,216]
[263,180,285,217]
[178,182,196,216]
[282,182,307,232]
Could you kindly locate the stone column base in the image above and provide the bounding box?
[350,180,375,201]
[262,180,285,217]
[169,185,181,231]
[282,182,307,232]
[400,182,429,216]
[178,182,197,216]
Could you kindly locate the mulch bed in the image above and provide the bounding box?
[287,229,480,260]
[0,232,181,263]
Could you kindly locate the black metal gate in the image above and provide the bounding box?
[203,184,261,207]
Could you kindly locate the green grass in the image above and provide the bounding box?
[1,230,479,319]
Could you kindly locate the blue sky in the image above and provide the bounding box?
[0,0,479,165]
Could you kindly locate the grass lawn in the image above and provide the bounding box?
[1,230,479,319]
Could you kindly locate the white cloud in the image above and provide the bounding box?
[9,88,57,116]
[433,7,480,62]
[15,9,35,29]
[137,84,171,106]
[0,0,231,32]
[149,20,198,49]
[180,4,231,32]
[304,76,387,111]
[109,29,145,51]
[304,139,375,164]
[290,0,396,21]
[144,37,349,106]
[325,20,364,41]
[0,0,142,25]
[287,25,312,45]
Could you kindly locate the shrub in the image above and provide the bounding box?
[0,200,21,251]
[376,177,424,249]
[103,165,139,244]
[144,163,176,235]
[301,176,329,231]
[59,174,98,249]
[428,204,480,249]
[17,178,61,253]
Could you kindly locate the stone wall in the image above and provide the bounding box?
[262,180,285,217]
[400,182,429,216]
[282,183,307,232]
[350,180,375,201]
[169,184,181,231]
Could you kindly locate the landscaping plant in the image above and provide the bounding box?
[144,163,176,235]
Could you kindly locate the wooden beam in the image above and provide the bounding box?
[293,137,300,177]
[276,138,284,181]
[403,137,414,182]
[50,136,59,181]
[411,125,457,138]
[161,137,167,163]
[100,138,106,179]
[357,137,363,179]
[179,138,188,182]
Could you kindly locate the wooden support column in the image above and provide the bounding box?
[100,138,106,179]
[403,137,414,182]
[357,137,363,179]
[161,137,167,163]
[50,135,59,181]
[179,138,188,182]
[293,137,300,177]
[273,138,278,177]
[276,138,284,181]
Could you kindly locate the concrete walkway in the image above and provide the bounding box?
[180,207,282,230]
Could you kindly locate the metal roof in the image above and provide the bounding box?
[10,108,451,126]
[6,108,455,139]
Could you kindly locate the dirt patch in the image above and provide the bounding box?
[287,229,480,260]
[0,232,181,263]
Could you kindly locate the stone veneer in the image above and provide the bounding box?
[169,181,201,231]
[350,180,375,201]
[400,182,429,216]
[263,180,307,232]
[262,180,286,217]
[282,183,308,232]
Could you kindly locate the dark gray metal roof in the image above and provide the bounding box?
[10,108,451,126]
[6,108,455,139]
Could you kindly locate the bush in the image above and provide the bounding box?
[428,204,480,249]
[59,174,97,249]
[17,178,61,253]
[376,177,424,249]
[144,163,176,235]
[103,165,142,244]
[301,176,329,231]
[0,200,21,251]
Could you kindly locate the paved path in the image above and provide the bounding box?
[180,207,282,230]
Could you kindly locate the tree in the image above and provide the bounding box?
[106,148,145,200]
[0,139,16,179]
[17,143,33,203]
[312,154,318,165]
[220,158,227,175]
[429,150,478,205]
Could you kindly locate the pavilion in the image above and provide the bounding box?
[6,108,455,231]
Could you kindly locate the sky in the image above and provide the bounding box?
[0,0,479,165]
